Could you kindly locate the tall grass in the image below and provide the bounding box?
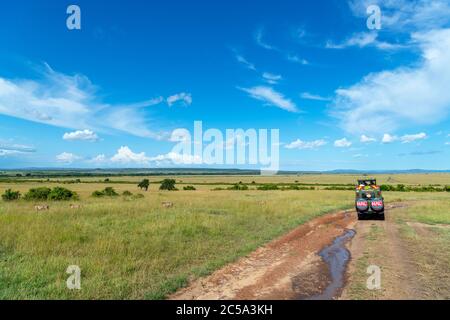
[0,185,355,299]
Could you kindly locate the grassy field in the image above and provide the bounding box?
[0,174,449,299]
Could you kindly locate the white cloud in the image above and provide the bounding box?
[285,139,327,150]
[255,28,278,51]
[0,141,35,155]
[286,54,309,65]
[240,86,298,112]
[63,129,98,142]
[382,133,398,144]
[334,138,352,148]
[110,146,150,165]
[326,32,403,50]
[348,0,450,32]
[353,153,368,158]
[262,72,282,84]
[360,135,376,143]
[400,132,427,143]
[0,141,35,157]
[332,29,450,134]
[300,92,331,101]
[0,64,166,139]
[56,152,81,164]
[87,154,107,164]
[0,149,24,157]
[150,152,202,165]
[233,51,257,71]
[167,92,192,107]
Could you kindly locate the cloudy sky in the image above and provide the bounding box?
[1,0,450,170]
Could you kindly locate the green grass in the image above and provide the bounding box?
[398,200,450,225]
[0,183,356,299]
[1,177,449,300]
[395,201,450,299]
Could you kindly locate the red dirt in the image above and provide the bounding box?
[170,209,357,300]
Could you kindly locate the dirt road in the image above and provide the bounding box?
[171,208,357,300]
[171,203,446,300]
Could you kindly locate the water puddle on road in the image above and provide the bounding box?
[307,229,356,300]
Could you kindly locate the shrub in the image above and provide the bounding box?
[183,185,196,191]
[445,185,450,192]
[132,193,145,199]
[160,179,177,191]
[324,186,354,191]
[48,187,78,201]
[24,187,51,201]
[228,184,248,191]
[103,187,119,196]
[122,190,133,196]
[2,189,21,201]
[380,184,394,191]
[257,184,279,191]
[91,187,119,198]
[91,190,104,198]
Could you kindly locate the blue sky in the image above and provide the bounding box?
[1,0,450,170]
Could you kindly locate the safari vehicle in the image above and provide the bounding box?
[355,179,385,220]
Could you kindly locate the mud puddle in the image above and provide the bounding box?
[305,229,356,300]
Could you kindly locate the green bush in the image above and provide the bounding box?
[103,187,119,196]
[91,190,104,198]
[1,189,21,201]
[48,187,79,201]
[324,186,354,191]
[445,185,450,192]
[24,187,51,201]
[91,187,119,198]
[132,193,145,199]
[122,190,133,196]
[160,179,177,191]
[183,185,196,191]
[257,184,279,191]
[227,184,248,191]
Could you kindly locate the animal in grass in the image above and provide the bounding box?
[34,205,49,211]
[70,204,81,209]
[162,201,174,208]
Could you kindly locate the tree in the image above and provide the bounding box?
[138,179,150,191]
[159,179,177,191]
[2,189,21,201]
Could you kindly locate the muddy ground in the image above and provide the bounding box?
[170,203,448,300]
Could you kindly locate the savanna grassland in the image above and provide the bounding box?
[0,173,449,299]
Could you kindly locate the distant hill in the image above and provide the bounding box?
[0,167,449,178]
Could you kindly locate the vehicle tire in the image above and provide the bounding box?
[357,213,365,220]
[379,212,385,220]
